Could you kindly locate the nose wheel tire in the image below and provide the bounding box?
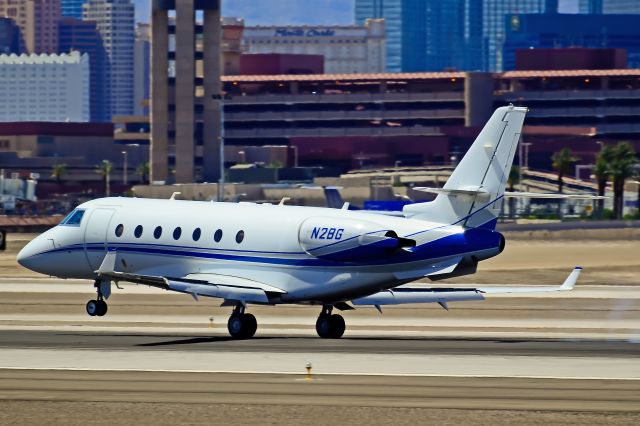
[316,313,345,339]
[227,313,257,339]
[86,299,108,317]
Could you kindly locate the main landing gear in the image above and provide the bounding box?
[227,304,257,339]
[224,304,346,339]
[86,279,108,317]
[316,306,345,339]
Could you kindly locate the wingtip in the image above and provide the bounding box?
[560,267,582,291]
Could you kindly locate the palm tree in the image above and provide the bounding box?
[136,162,150,184]
[51,163,67,185]
[551,148,580,194]
[593,145,614,217]
[608,142,637,219]
[95,160,113,196]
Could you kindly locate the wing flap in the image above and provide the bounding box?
[166,280,270,304]
[95,251,283,304]
[352,288,485,306]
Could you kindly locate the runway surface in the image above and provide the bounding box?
[2,370,639,426]
[1,237,639,424]
[1,329,639,357]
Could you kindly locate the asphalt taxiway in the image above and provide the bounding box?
[1,235,639,424]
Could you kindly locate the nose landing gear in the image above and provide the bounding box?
[316,305,345,339]
[86,279,109,317]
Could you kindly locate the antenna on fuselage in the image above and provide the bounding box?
[169,192,181,200]
[278,197,291,205]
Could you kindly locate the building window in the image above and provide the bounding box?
[235,230,245,244]
[173,227,182,240]
[134,225,143,238]
[214,229,223,243]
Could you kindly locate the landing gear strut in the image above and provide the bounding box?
[316,306,345,339]
[227,304,257,339]
[86,279,108,317]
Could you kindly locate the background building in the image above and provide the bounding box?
[151,0,222,184]
[0,51,89,122]
[0,0,60,54]
[221,17,244,75]
[61,0,87,19]
[134,23,150,116]
[242,20,386,74]
[515,47,627,70]
[355,0,402,72]
[0,122,148,193]
[83,0,134,119]
[0,17,21,54]
[396,0,482,72]
[481,0,557,71]
[578,0,640,13]
[355,0,556,72]
[58,17,106,122]
[502,13,640,70]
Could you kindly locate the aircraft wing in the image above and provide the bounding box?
[351,267,580,309]
[96,251,285,305]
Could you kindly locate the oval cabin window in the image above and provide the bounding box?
[173,227,182,240]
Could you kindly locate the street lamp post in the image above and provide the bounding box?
[103,160,110,197]
[121,150,128,186]
[292,145,298,168]
[212,93,232,202]
[522,142,532,169]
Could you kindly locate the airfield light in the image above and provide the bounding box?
[305,362,313,381]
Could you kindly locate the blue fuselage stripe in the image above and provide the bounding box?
[44,227,501,268]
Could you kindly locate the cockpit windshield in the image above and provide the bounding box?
[60,209,85,226]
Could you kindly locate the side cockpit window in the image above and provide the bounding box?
[60,209,85,226]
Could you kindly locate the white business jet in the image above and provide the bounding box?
[18,106,584,339]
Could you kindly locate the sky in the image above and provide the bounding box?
[133,1,586,25]
[134,0,355,25]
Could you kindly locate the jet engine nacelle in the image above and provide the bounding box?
[298,217,415,262]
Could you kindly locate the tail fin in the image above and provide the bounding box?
[404,105,527,228]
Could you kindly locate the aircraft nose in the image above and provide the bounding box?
[17,237,53,272]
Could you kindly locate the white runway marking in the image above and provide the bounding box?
[0,348,639,380]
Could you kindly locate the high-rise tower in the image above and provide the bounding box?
[0,0,60,53]
[151,0,222,184]
[83,0,135,119]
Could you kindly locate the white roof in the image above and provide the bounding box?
[0,51,87,65]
